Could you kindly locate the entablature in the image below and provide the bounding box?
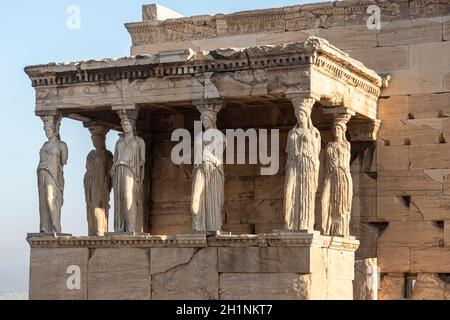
[25,37,386,121]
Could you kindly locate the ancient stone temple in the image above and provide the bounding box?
[25,0,450,300]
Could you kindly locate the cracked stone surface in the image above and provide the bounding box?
[150,248,198,275]
[151,248,219,300]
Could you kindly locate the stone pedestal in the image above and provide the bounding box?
[27,232,359,300]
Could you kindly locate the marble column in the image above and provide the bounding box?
[283,96,321,232]
[37,114,68,234]
[191,99,226,233]
[84,123,113,236]
[111,110,146,233]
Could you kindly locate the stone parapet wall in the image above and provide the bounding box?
[126,0,449,48]
[126,1,450,55]
[28,233,358,300]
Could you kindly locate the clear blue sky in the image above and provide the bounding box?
[0,0,324,293]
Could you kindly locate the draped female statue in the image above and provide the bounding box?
[284,98,321,231]
[84,126,113,236]
[321,115,353,237]
[37,115,68,233]
[111,113,146,233]
[191,109,225,232]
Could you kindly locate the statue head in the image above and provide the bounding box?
[88,126,109,150]
[295,106,313,130]
[200,111,217,130]
[44,123,54,139]
[333,115,350,142]
[120,117,135,135]
[42,115,61,140]
[91,134,104,149]
[333,123,344,142]
[117,110,137,136]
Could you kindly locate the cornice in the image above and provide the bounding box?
[27,234,208,249]
[27,233,360,251]
[24,37,383,98]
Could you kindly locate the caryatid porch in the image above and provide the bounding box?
[25,37,387,300]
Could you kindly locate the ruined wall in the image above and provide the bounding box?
[126,0,450,299]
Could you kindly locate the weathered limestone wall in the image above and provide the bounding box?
[369,11,450,301]
[335,13,450,299]
[28,234,358,300]
[126,0,450,299]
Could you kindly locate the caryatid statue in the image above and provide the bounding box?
[37,115,68,234]
[284,97,321,231]
[84,125,113,236]
[321,114,353,237]
[191,101,226,233]
[111,111,146,233]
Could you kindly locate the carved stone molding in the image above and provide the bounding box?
[25,37,385,127]
[117,109,139,121]
[287,94,317,111]
[125,0,447,46]
[207,234,262,247]
[349,118,382,142]
[192,99,225,115]
[321,235,360,251]
[83,121,111,136]
[26,233,360,251]
[265,232,323,247]
[36,110,62,117]
[27,234,208,249]
[323,107,356,117]
[116,109,140,132]
[40,113,62,129]
[323,107,355,136]
[321,92,345,108]
[410,0,450,18]
[25,38,383,97]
